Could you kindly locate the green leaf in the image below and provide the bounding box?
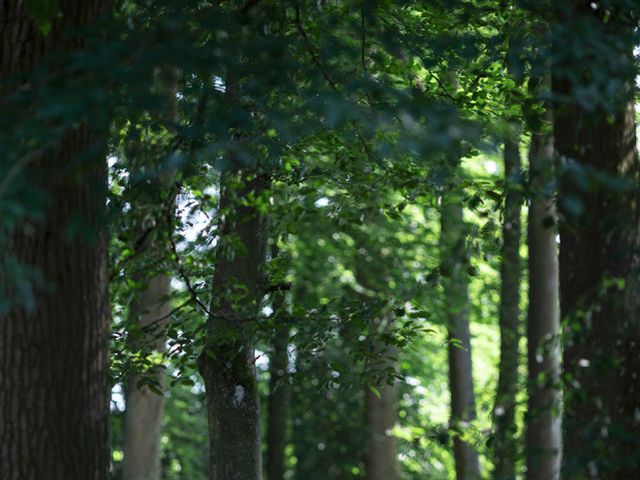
[25,0,59,35]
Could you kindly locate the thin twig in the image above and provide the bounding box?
[141,297,193,332]
[165,205,212,317]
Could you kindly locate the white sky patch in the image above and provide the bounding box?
[635,45,640,87]
[107,154,129,192]
[191,378,206,395]
[287,344,297,373]
[262,305,274,317]
[314,197,330,208]
[171,277,186,291]
[213,75,226,93]
[484,160,498,175]
[111,384,125,412]
[405,376,421,387]
[176,192,214,246]
[255,348,270,370]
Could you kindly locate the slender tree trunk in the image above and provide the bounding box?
[122,68,177,480]
[441,197,481,480]
[363,329,399,480]
[266,327,289,480]
[198,172,268,480]
[0,2,110,479]
[493,133,523,480]
[123,274,171,480]
[525,130,561,480]
[553,4,640,477]
[266,246,289,480]
[352,236,400,480]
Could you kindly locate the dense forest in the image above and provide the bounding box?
[1,1,639,479]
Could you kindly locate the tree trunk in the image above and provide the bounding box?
[123,274,171,480]
[493,134,523,480]
[352,236,400,480]
[266,246,289,480]
[122,68,177,480]
[525,130,561,480]
[441,197,481,480]
[363,335,399,480]
[266,327,288,480]
[198,172,268,480]
[553,5,640,477]
[0,2,110,479]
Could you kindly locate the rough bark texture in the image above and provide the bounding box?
[0,2,110,479]
[553,4,640,477]
[198,172,268,480]
[493,134,522,480]
[123,274,171,480]
[266,246,289,480]
[525,131,561,480]
[441,198,481,480]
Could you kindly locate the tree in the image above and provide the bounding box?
[525,124,561,480]
[122,68,177,480]
[0,1,111,479]
[492,131,523,480]
[363,327,399,480]
[441,186,482,480]
[122,68,178,480]
[122,275,171,480]
[552,2,640,476]
[355,241,400,480]
[198,171,268,480]
[266,244,290,480]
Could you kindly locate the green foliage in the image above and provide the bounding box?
[4,0,640,478]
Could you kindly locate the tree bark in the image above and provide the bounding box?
[266,326,288,480]
[198,172,268,480]
[441,196,481,480]
[525,130,562,480]
[122,68,177,480]
[363,333,399,480]
[266,246,289,480]
[123,274,171,480]
[553,4,640,477]
[493,134,523,480]
[352,236,400,480]
[0,2,110,479]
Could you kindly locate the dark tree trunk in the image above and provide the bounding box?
[0,2,110,479]
[266,246,289,480]
[493,134,523,480]
[441,197,481,480]
[525,130,561,480]
[553,4,640,477]
[198,172,268,480]
[266,328,288,480]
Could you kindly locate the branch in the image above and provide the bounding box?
[265,282,292,294]
[141,297,193,332]
[165,204,212,317]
